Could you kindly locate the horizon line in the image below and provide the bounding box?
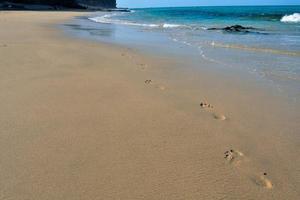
[121,4,300,9]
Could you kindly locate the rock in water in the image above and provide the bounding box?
[208,25,256,33]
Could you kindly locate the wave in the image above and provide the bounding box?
[281,13,300,23]
[88,14,185,29]
[89,14,158,27]
[162,24,183,28]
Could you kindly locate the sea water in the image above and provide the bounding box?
[65,6,300,100]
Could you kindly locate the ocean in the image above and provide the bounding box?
[65,6,300,99]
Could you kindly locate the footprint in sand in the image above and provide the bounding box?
[145,79,152,84]
[121,52,133,59]
[224,149,245,166]
[144,80,166,91]
[138,63,147,70]
[121,52,129,57]
[200,102,214,109]
[213,113,227,121]
[224,149,273,189]
[200,101,227,121]
[251,173,273,189]
[155,85,166,90]
[0,44,7,47]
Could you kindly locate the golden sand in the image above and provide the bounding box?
[0,11,299,200]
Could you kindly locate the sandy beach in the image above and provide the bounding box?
[0,11,299,199]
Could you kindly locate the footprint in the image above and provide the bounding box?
[200,101,227,121]
[0,44,7,47]
[251,173,273,189]
[213,113,227,121]
[200,102,214,109]
[224,149,244,166]
[145,79,152,84]
[121,52,133,59]
[121,53,129,58]
[138,63,147,70]
[155,85,166,91]
[224,149,273,189]
[144,80,166,91]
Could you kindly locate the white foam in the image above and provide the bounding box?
[89,15,160,28]
[88,13,119,24]
[89,14,184,29]
[162,23,183,28]
[280,13,300,23]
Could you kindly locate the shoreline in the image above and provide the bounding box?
[0,11,299,199]
[64,11,300,102]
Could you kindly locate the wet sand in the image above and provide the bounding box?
[0,11,299,200]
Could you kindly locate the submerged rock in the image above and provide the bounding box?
[208,25,256,33]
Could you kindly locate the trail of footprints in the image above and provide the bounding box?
[224,149,273,189]
[121,52,165,91]
[121,52,149,71]
[125,52,273,189]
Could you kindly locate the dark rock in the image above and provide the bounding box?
[208,25,256,33]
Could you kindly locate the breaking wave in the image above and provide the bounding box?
[88,13,186,29]
[281,13,300,23]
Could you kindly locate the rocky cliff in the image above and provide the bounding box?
[76,0,116,8]
[0,0,116,9]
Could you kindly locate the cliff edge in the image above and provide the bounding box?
[0,0,117,9]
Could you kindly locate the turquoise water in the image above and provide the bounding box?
[105,6,300,28]
[65,6,300,99]
[90,6,300,52]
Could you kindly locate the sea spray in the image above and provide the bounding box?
[281,13,300,23]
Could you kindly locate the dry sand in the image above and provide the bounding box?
[0,11,299,200]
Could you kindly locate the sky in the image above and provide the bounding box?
[117,0,300,8]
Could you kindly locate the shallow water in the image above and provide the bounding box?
[63,6,300,101]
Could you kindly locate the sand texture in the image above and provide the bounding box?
[0,11,299,200]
